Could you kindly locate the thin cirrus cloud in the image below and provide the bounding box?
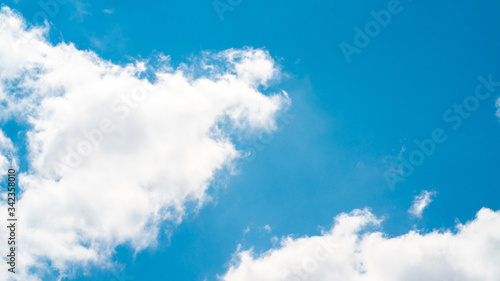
[222,208,500,281]
[408,190,436,218]
[0,6,289,280]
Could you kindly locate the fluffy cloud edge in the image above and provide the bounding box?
[221,207,500,281]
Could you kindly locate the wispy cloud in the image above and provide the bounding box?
[243,226,251,235]
[263,224,271,233]
[103,8,114,14]
[409,190,437,218]
[70,0,91,21]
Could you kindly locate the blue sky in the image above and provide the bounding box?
[1,0,500,280]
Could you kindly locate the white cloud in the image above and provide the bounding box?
[0,7,289,280]
[243,226,251,235]
[409,190,436,218]
[264,224,271,233]
[0,130,16,177]
[271,236,279,244]
[221,208,500,281]
[70,0,91,20]
[102,8,114,14]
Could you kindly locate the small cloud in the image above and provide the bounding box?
[103,8,114,14]
[243,226,251,235]
[263,224,271,233]
[409,190,437,218]
[69,0,91,21]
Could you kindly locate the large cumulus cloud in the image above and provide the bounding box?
[0,6,289,280]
